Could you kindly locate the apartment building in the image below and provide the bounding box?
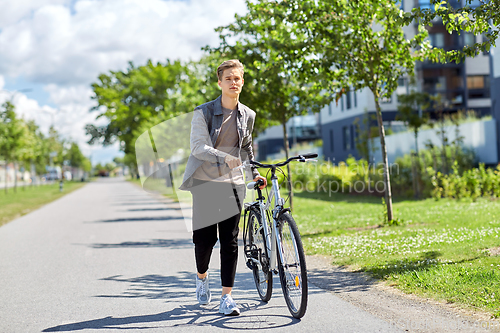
[320,0,493,163]
[256,0,495,163]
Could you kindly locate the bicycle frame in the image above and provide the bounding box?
[256,174,286,273]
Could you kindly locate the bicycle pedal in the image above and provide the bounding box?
[246,260,255,270]
[272,269,279,275]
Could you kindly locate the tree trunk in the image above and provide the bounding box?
[414,130,419,156]
[14,162,17,193]
[413,132,420,198]
[411,152,420,199]
[4,159,8,194]
[373,92,393,222]
[282,119,293,211]
[440,117,448,174]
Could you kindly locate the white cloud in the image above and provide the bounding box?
[1,87,116,161]
[0,0,69,29]
[0,0,247,85]
[0,0,247,163]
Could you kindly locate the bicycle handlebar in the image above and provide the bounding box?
[249,153,318,168]
[233,153,318,173]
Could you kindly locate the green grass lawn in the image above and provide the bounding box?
[0,181,87,227]
[292,191,500,318]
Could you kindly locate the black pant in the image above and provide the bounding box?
[190,179,245,288]
[193,213,240,287]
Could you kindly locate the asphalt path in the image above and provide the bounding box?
[0,177,401,332]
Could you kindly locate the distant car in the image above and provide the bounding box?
[97,170,109,177]
[45,166,62,180]
[44,171,59,180]
[63,171,72,181]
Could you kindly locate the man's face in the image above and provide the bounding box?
[218,68,244,97]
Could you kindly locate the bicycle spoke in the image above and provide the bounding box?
[246,209,272,302]
[277,213,308,318]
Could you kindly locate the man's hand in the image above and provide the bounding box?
[225,155,242,169]
[254,175,267,190]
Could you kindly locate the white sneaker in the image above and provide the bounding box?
[219,294,240,316]
[196,274,211,305]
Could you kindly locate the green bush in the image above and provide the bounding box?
[429,162,500,201]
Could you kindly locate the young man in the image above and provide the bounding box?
[179,59,267,315]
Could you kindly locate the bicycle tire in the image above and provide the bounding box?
[277,213,308,319]
[247,208,273,302]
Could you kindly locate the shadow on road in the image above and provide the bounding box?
[89,238,193,249]
[95,272,196,300]
[307,267,375,293]
[42,271,303,331]
[112,202,170,206]
[124,207,183,212]
[90,216,185,223]
[42,306,298,331]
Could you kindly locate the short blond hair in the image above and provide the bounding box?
[217,59,244,81]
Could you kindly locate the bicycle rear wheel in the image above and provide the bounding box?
[277,213,308,318]
[246,209,272,302]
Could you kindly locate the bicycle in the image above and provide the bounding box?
[238,153,318,319]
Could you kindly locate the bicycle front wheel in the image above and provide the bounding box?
[248,209,273,302]
[277,213,308,319]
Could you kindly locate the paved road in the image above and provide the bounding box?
[0,178,401,332]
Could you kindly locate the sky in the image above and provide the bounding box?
[0,0,247,165]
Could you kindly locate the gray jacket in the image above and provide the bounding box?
[179,95,260,191]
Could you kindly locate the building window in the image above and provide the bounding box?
[464,32,476,47]
[419,0,432,9]
[329,129,334,152]
[343,126,351,150]
[340,96,344,111]
[381,95,392,104]
[468,0,482,7]
[354,90,357,108]
[429,33,445,48]
[328,103,332,116]
[467,75,490,99]
[467,75,485,89]
[346,91,352,110]
[424,76,448,92]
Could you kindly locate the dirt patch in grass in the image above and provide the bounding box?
[488,246,500,256]
[347,224,382,231]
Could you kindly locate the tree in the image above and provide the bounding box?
[396,90,430,156]
[354,111,379,163]
[65,142,86,169]
[299,0,428,222]
[23,120,48,185]
[407,0,500,63]
[46,126,64,167]
[210,0,332,209]
[86,58,220,169]
[274,0,499,222]
[429,94,451,174]
[0,101,28,193]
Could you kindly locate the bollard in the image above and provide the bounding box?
[59,180,63,192]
